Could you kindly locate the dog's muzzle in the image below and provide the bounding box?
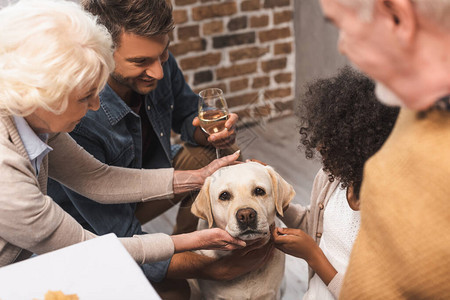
[236,207,257,230]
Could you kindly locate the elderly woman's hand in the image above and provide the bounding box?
[171,228,246,253]
[172,150,240,194]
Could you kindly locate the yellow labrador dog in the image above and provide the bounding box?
[190,162,295,300]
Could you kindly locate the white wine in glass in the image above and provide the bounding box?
[198,88,229,158]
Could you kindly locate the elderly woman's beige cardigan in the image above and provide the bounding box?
[0,115,176,267]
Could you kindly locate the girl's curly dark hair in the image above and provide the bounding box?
[298,66,399,198]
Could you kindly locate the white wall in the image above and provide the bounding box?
[294,0,348,109]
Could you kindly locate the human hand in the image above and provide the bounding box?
[173,150,240,194]
[171,228,246,253]
[199,149,241,177]
[205,238,275,281]
[165,238,272,280]
[273,227,338,285]
[192,113,238,149]
[272,227,319,262]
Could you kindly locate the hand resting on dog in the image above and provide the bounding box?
[171,228,246,252]
[173,150,241,195]
[167,237,275,281]
[273,227,337,285]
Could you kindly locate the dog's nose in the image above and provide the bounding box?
[236,208,257,230]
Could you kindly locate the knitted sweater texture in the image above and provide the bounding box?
[340,108,450,299]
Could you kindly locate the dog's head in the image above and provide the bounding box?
[192,162,295,240]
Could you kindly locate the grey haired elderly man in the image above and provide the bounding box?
[318,0,450,298]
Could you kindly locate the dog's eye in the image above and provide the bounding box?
[253,187,266,196]
[219,191,231,201]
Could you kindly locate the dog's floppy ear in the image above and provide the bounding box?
[191,177,214,228]
[266,166,295,217]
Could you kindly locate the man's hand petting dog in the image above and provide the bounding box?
[208,238,275,281]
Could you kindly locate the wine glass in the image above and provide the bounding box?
[198,88,230,158]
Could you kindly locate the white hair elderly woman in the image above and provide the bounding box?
[0,0,243,267]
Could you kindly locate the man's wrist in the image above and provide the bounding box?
[166,252,215,279]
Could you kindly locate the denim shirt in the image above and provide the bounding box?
[47,53,199,281]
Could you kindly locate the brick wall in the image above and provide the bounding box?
[169,0,295,125]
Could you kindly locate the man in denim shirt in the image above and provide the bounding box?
[47,0,272,299]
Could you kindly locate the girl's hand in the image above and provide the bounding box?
[272,227,338,285]
[272,227,319,261]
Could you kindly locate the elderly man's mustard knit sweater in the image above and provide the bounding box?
[340,108,450,299]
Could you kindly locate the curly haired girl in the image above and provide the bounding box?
[273,66,399,299]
